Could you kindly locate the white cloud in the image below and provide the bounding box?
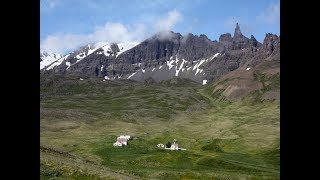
[41,9,183,54]
[155,31,178,41]
[40,23,146,54]
[256,2,280,24]
[40,34,85,54]
[154,9,183,32]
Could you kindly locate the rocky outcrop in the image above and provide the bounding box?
[233,23,242,39]
[249,35,259,47]
[219,33,232,49]
[110,43,120,55]
[231,23,250,50]
[261,33,280,57]
[177,33,221,61]
[247,33,280,67]
[116,31,182,66]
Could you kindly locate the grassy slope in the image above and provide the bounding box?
[40,75,279,179]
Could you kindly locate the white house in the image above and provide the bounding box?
[159,139,185,150]
[113,135,131,147]
[157,144,165,148]
[119,135,131,140]
[170,139,179,150]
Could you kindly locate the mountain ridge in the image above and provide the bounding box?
[40,23,279,85]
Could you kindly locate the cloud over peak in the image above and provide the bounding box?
[40,22,146,54]
[41,9,183,54]
[154,9,183,32]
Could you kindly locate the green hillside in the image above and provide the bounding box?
[40,72,279,179]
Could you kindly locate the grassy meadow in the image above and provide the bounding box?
[40,75,280,179]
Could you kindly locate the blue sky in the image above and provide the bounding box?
[40,0,280,54]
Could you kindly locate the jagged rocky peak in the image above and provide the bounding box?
[249,35,259,47]
[261,33,280,56]
[219,33,232,42]
[180,33,212,44]
[231,23,251,50]
[264,33,279,41]
[219,33,232,49]
[234,22,242,38]
[199,34,213,44]
[177,32,220,61]
[199,34,208,38]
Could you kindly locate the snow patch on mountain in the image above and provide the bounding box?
[40,52,62,70]
[211,53,220,60]
[46,54,70,70]
[192,59,206,75]
[175,59,187,76]
[66,62,71,69]
[101,43,112,56]
[41,42,139,71]
[202,80,208,85]
[127,72,137,79]
[175,69,180,76]
[117,42,139,57]
[73,43,109,66]
[167,59,175,70]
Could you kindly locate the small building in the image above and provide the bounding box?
[117,137,128,146]
[113,135,131,147]
[159,139,186,150]
[170,139,179,150]
[119,135,131,140]
[157,144,165,148]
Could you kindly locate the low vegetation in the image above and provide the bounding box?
[40,74,279,179]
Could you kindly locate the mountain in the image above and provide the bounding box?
[40,42,139,71]
[40,51,62,70]
[40,23,279,85]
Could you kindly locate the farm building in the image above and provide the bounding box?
[170,139,179,150]
[113,135,131,147]
[157,139,186,150]
[157,144,165,148]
